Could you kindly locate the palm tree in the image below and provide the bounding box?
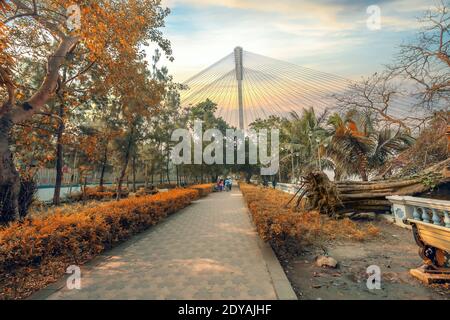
[367,128,415,171]
[326,113,372,180]
[326,110,414,181]
[281,108,327,179]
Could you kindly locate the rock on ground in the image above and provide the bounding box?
[315,256,338,268]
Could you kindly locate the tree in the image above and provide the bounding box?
[110,60,165,199]
[183,99,232,183]
[277,109,327,180]
[334,72,413,132]
[390,0,450,110]
[249,116,286,182]
[0,0,171,221]
[326,110,414,181]
[144,51,187,187]
[378,112,449,177]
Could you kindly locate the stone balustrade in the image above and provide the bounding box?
[387,195,450,229]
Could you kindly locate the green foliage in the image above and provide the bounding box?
[325,109,414,181]
[421,174,439,190]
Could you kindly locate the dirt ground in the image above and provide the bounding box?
[280,219,450,300]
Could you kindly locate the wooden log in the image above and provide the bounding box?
[342,199,391,206]
[343,205,390,211]
[337,187,396,194]
[336,178,422,191]
[339,192,394,199]
[300,159,450,217]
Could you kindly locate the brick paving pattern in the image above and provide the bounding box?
[44,188,278,300]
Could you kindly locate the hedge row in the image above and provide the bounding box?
[188,184,214,197]
[0,188,200,299]
[240,183,379,255]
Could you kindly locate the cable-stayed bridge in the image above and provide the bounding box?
[180,47,417,129]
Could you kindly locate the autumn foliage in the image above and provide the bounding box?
[0,188,199,299]
[68,186,129,202]
[239,184,379,255]
[188,184,214,197]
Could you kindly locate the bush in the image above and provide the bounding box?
[67,186,129,202]
[240,184,379,256]
[188,184,214,197]
[0,188,199,299]
[156,183,178,189]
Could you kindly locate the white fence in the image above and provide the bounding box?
[275,183,301,194]
[35,168,182,187]
[35,168,114,186]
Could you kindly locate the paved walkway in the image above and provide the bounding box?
[35,188,294,300]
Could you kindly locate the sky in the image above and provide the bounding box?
[153,0,438,82]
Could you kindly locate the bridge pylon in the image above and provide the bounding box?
[234,47,244,130]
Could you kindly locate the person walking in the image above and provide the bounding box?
[272,178,277,189]
[224,178,231,192]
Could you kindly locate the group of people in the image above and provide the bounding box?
[216,177,233,192]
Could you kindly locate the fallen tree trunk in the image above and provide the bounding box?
[336,180,423,192]
[297,159,450,217]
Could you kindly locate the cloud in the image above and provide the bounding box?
[156,0,432,82]
[164,0,424,30]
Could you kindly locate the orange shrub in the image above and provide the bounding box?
[67,186,129,202]
[240,184,379,255]
[189,184,214,197]
[156,183,178,189]
[0,188,199,300]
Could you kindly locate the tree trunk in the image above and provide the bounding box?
[360,169,368,182]
[53,104,65,206]
[165,144,171,184]
[447,112,450,154]
[116,130,133,200]
[334,169,342,182]
[0,115,20,223]
[132,155,137,192]
[151,162,154,185]
[82,176,88,206]
[68,150,78,197]
[144,162,149,188]
[291,148,295,179]
[166,160,171,185]
[99,146,108,189]
[0,36,78,222]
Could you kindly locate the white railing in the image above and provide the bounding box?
[387,195,450,228]
[247,180,300,194]
[276,183,301,194]
[35,168,116,186]
[34,168,177,187]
